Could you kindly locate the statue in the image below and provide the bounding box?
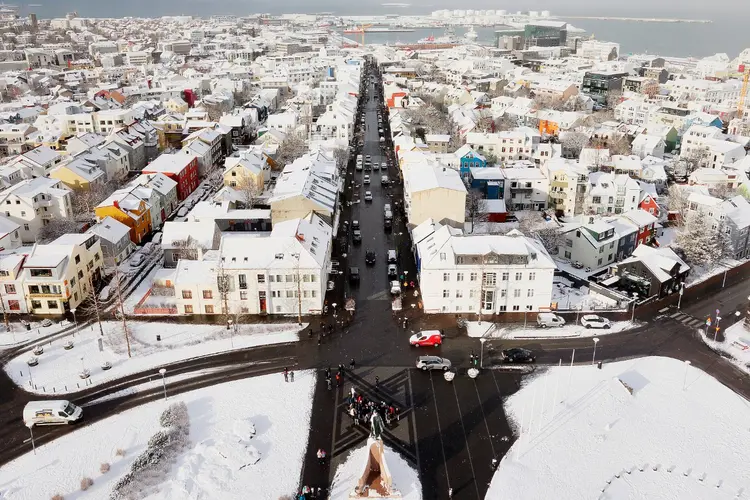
[350,412,402,498]
[369,412,385,440]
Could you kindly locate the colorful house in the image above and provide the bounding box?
[142,153,199,201]
[95,191,153,244]
[621,209,658,247]
[638,192,660,217]
[458,147,486,182]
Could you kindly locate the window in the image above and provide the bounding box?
[23,224,29,231]
[469,289,477,298]
[75,255,80,264]
[31,300,42,309]
[94,253,100,261]
[78,270,83,279]
[443,273,450,282]
[470,272,478,281]
[182,290,192,299]
[202,290,213,299]
[501,272,509,281]
[564,250,571,259]
[597,258,603,265]
[514,289,521,298]
[456,273,464,282]
[205,305,214,314]
[500,289,507,298]
[255,274,263,284]
[440,252,446,261]
[311,275,318,283]
[515,272,522,280]
[512,305,520,311]
[271,290,280,298]
[443,289,450,298]
[499,305,507,312]
[311,290,317,298]
[529,272,536,281]
[240,291,248,300]
[4,284,15,294]
[184,305,193,313]
[527,289,534,297]
[482,290,494,310]
[275,305,282,313]
[269,275,275,282]
[47,300,58,309]
[484,273,496,286]
[303,290,310,298]
[456,290,463,298]
[286,275,293,282]
[8,300,19,311]
[286,290,294,298]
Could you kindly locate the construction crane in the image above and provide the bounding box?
[355,24,372,46]
[738,66,750,117]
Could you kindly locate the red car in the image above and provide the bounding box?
[409,330,443,347]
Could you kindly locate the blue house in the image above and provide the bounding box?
[469,167,505,199]
[455,145,487,182]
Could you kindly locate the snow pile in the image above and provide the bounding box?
[0,371,315,500]
[551,277,619,311]
[5,320,303,394]
[487,357,750,499]
[702,320,750,376]
[329,443,422,500]
[466,320,636,339]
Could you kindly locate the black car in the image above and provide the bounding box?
[353,229,362,244]
[349,267,360,284]
[352,220,360,230]
[365,251,376,265]
[501,348,536,364]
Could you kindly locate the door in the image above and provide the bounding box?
[259,291,267,313]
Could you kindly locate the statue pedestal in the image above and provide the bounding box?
[349,438,402,498]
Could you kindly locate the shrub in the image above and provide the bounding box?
[51,495,64,500]
[100,462,111,474]
[80,477,94,491]
[115,448,125,457]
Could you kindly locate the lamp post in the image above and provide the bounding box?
[26,422,35,455]
[227,318,234,348]
[714,309,721,342]
[479,338,487,368]
[575,304,582,326]
[71,308,78,337]
[159,368,167,401]
[592,337,600,365]
[682,360,691,391]
[630,294,638,323]
[677,283,684,310]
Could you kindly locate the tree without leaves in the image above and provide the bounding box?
[709,183,734,200]
[560,132,589,159]
[674,211,727,265]
[675,150,710,178]
[72,181,119,222]
[204,100,231,122]
[466,189,489,233]
[234,174,263,209]
[38,217,80,243]
[332,147,349,176]
[493,114,517,132]
[666,185,691,225]
[275,132,307,170]
[484,151,498,167]
[516,212,563,254]
[607,134,632,156]
[170,236,205,261]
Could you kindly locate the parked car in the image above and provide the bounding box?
[177,206,189,217]
[390,280,401,295]
[352,220,360,230]
[130,254,145,267]
[363,175,370,184]
[416,356,451,371]
[356,163,363,171]
[364,191,373,202]
[365,155,371,161]
[152,232,163,244]
[381,162,387,169]
[388,250,398,263]
[381,175,389,185]
[23,400,82,426]
[500,348,536,364]
[387,264,398,278]
[537,312,566,328]
[365,251,376,265]
[383,203,391,214]
[572,261,584,269]
[410,330,443,347]
[353,230,362,244]
[349,267,360,284]
[580,314,611,329]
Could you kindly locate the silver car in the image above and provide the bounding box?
[416,356,451,371]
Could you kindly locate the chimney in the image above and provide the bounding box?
[113,200,119,209]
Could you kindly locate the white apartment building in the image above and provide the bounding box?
[7,146,64,179]
[0,252,28,313]
[172,213,331,316]
[416,224,555,314]
[681,124,746,169]
[23,233,104,315]
[614,99,660,126]
[465,129,540,163]
[578,40,620,61]
[0,178,73,243]
[585,172,640,215]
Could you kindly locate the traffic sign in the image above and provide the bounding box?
[716,309,721,316]
[706,318,712,326]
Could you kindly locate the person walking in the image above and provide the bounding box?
[350,387,356,399]
[290,370,295,382]
[336,372,342,387]
[327,378,332,390]
[491,457,498,470]
[283,367,289,382]
[350,358,356,370]
[375,376,379,388]
[448,487,453,498]
[395,406,400,421]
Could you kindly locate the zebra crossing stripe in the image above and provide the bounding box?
[669,312,682,319]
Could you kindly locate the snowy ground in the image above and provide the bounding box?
[0,371,315,500]
[487,357,750,500]
[329,442,421,500]
[122,264,165,314]
[5,320,304,394]
[658,226,677,247]
[553,258,609,280]
[702,320,750,376]
[552,277,619,311]
[466,320,637,339]
[463,221,518,235]
[686,259,742,287]
[0,319,71,348]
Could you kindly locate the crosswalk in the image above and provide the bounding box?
[668,311,706,328]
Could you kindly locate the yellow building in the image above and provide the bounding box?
[49,157,107,191]
[165,98,189,114]
[223,154,267,194]
[95,191,153,244]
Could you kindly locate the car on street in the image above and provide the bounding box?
[177,206,189,217]
[372,162,379,171]
[349,267,360,284]
[379,137,385,143]
[352,220,360,230]
[387,264,398,278]
[500,348,536,364]
[381,162,387,169]
[41,319,53,327]
[364,191,373,202]
[580,314,611,329]
[356,163,363,171]
[537,312,566,328]
[381,175,389,185]
[353,229,362,244]
[572,261,584,269]
[383,203,391,214]
[388,250,397,263]
[416,356,451,371]
[152,232,163,244]
[384,217,392,230]
[390,280,401,294]
[410,330,443,347]
[363,175,370,184]
[365,251,376,265]
[130,253,145,267]
[365,155,371,161]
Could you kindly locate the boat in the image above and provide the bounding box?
[465,26,478,41]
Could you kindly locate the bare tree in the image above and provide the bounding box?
[170,236,205,261]
[561,132,589,159]
[516,212,563,254]
[484,151,498,167]
[234,175,263,208]
[39,217,80,243]
[709,183,734,200]
[666,185,691,226]
[674,212,724,265]
[332,147,349,176]
[675,150,709,178]
[607,134,632,156]
[493,114,517,132]
[204,101,231,122]
[275,132,307,170]
[466,189,489,233]
[72,181,118,222]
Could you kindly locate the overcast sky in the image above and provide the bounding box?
[22,0,747,18]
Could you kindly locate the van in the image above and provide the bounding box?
[23,400,82,426]
[536,312,566,328]
[383,203,391,214]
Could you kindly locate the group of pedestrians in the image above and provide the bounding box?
[283,367,295,383]
[324,365,346,390]
[295,485,324,500]
[346,387,400,428]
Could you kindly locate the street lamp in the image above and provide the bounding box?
[71,308,78,337]
[714,309,722,342]
[26,421,35,455]
[479,338,487,368]
[682,360,691,391]
[159,368,167,401]
[227,318,234,348]
[630,294,638,323]
[677,283,685,310]
[592,337,600,365]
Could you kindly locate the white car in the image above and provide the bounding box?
[130,254,145,267]
[177,206,189,217]
[390,280,401,295]
[364,191,373,201]
[580,314,611,329]
[363,175,370,184]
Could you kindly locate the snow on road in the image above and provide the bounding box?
[467,320,637,339]
[702,320,750,376]
[5,320,304,394]
[487,357,750,499]
[329,442,421,500]
[0,370,315,500]
[551,277,619,311]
